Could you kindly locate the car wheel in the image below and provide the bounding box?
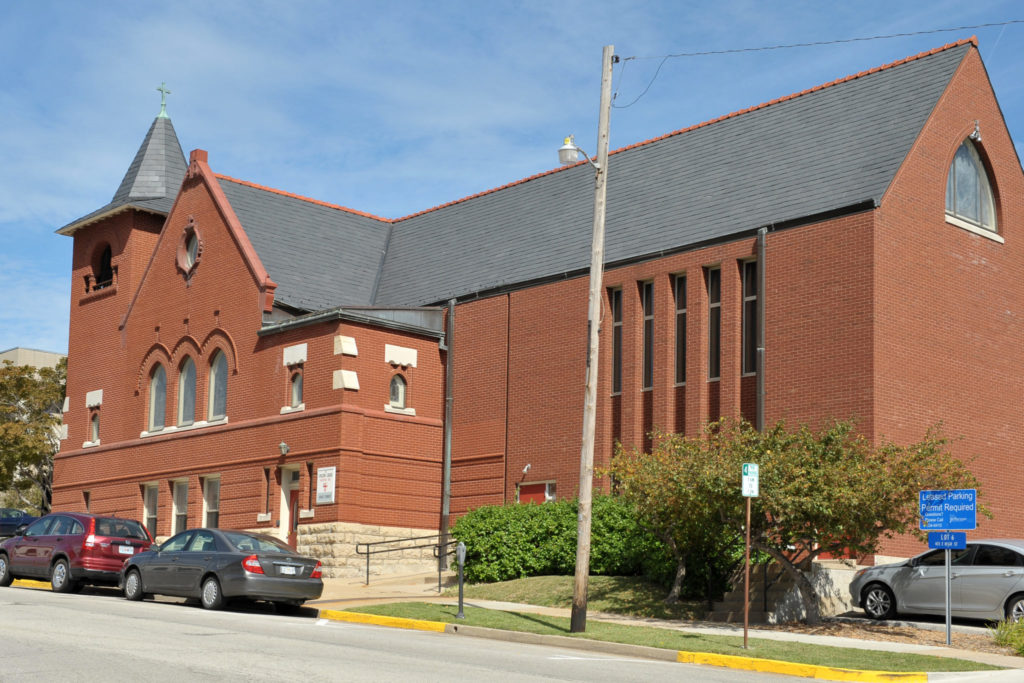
[51,558,75,593]
[200,576,224,610]
[0,553,12,587]
[862,583,896,620]
[124,569,144,601]
[1005,594,1024,622]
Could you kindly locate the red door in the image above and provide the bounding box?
[287,489,299,548]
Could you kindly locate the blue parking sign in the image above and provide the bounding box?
[928,532,966,550]
[919,489,976,531]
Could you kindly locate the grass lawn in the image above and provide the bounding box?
[445,574,703,620]
[349,601,999,673]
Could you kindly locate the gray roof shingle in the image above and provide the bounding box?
[58,116,186,234]
[217,178,391,312]
[373,43,970,306]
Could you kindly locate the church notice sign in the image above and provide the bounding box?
[316,467,336,504]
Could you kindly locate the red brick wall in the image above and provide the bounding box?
[873,48,1024,556]
[56,163,445,536]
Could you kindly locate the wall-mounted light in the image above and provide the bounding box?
[523,463,531,474]
[970,120,982,142]
[279,442,290,456]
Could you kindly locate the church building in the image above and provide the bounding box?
[53,38,1023,574]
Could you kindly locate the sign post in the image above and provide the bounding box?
[742,463,759,650]
[920,490,976,646]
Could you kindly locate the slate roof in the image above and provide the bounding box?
[60,41,977,314]
[373,41,972,306]
[217,176,391,311]
[58,116,186,235]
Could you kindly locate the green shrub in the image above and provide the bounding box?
[991,618,1024,655]
[451,494,730,600]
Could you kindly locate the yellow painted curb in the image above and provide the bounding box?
[12,579,51,590]
[319,609,447,633]
[677,650,927,682]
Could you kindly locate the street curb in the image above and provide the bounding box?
[675,651,926,682]
[318,609,447,632]
[317,609,927,681]
[12,579,50,590]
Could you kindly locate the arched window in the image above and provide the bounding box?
[290,371,303,408]
[149,364,166,431]
[946,139,997,233]
[184,232,199,268]
[208,350,227,420]
[178,357,196,426]
[96,245,114,288]
[389,374,406,409]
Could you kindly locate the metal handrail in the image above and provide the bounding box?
[355,533,457,590]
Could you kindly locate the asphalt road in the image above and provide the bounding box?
[0,585,804,682]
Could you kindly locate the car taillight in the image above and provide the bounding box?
[242,555,264,574]
[311,561,322,579]
[83,518,96,549]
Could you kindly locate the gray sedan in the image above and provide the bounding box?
[121,528,323,611]
[850,539,1024,622]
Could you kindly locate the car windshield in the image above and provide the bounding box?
[96,518,149,540]
[222,531,292,553]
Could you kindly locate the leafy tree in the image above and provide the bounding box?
[0,358,66,513]
[609,432,740,604]
[610,419,985,624]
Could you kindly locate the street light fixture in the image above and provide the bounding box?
[559,44,615,634]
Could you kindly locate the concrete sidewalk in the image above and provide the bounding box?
[309,573,1024,672]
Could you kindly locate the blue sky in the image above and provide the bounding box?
[2,1,1021,355]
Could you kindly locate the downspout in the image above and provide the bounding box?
[440,299,455,569]
[756,227,767,432]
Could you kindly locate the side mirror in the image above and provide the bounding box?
[14,524,27,536]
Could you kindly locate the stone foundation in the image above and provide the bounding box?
[295,521,442,579]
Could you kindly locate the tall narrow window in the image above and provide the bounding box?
[640,281,654,390]
[389,374,407,409]
[203,477,220,528]
[609,288,622,394]
[172,480,188,535]
[208,350,227,420]
[263,467,272,515]
[178,357,196,426]
[707,267,721,381]
[674,275,687,385]
[290,371,303,408]
[143,484,158,538]
[148,364,166,431]
[946,139,997,233]
[96,245,114,289]
[742,261,759,375]
[90,412,100,443]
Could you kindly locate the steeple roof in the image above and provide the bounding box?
[57,115,186,235]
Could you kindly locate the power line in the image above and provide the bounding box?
[612,19,1023,109]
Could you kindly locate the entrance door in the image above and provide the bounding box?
[287,489,299,548]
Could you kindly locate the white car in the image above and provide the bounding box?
[849,540,1024,622]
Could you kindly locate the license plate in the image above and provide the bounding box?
[118,545,134,555]
[280,565,297,575]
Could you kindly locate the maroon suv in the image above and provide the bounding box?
[0,512,153,592]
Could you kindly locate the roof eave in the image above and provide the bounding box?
[56,203,168,236]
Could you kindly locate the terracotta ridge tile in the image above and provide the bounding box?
[394,38,973,222]
[214,173,394,223]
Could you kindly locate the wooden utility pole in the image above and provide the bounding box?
[570,44,615,634]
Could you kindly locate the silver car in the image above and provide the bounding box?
[850,540,1024,621]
